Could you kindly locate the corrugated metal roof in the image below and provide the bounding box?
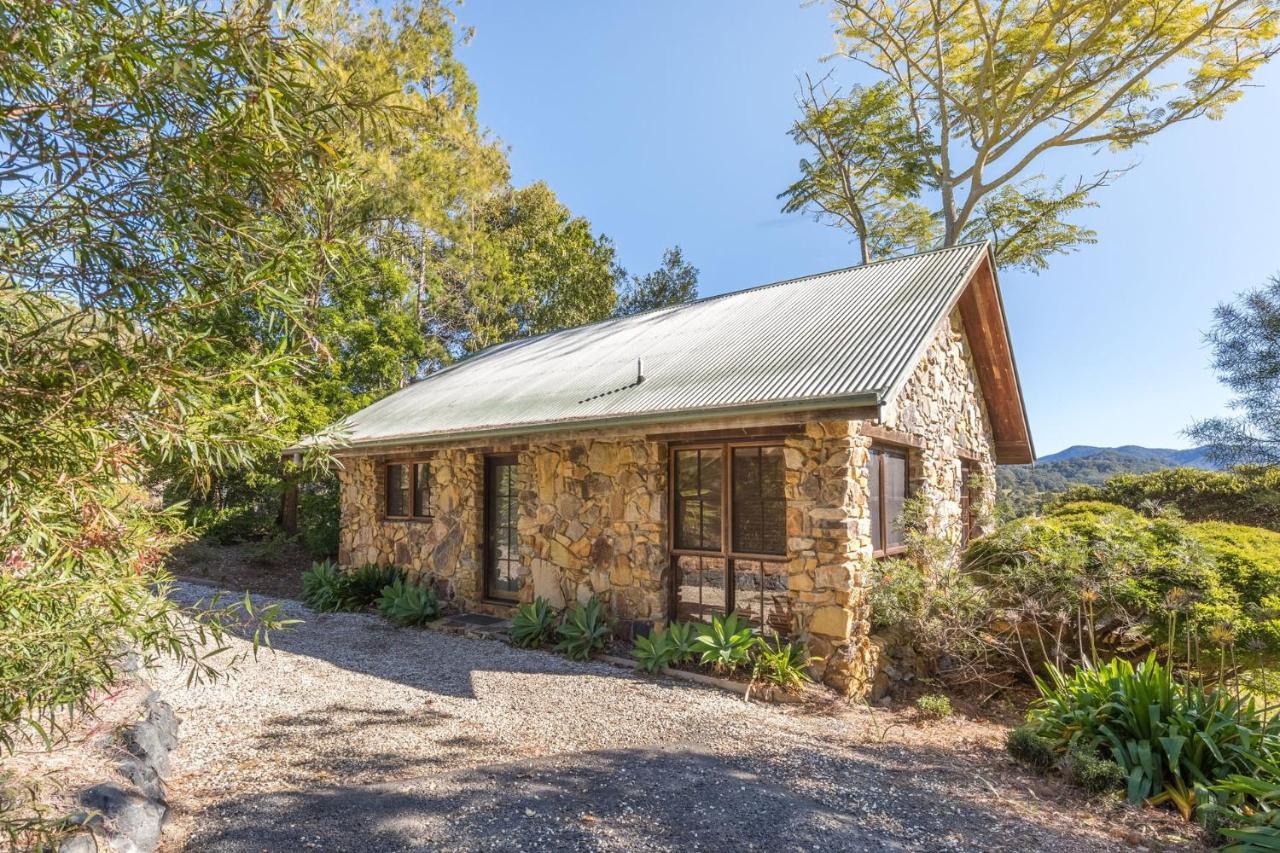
[323,242,991,448]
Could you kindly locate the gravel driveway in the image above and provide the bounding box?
[153,584,1196,852]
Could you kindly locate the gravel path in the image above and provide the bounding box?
[153,584,1201,852]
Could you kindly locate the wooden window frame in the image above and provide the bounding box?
[383,458,433,521]
[668,439,789,625]
[869,443,911,559]
[668,439,788,563]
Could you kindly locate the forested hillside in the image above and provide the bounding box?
[996,445,1217,516]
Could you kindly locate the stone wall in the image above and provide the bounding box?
[334,311,997,697]
[338,448,486,605]
[518,437,667,626]
[880,308,997,541]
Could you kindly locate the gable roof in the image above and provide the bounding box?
[315,241,1034,463]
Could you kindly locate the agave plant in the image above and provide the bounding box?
[301,560,354,612]
[376,578,440,627]
[664,620,699,665]
[632,627,674,674]
[555,597,612,661]
[345,563,403,608]
[692,612,757,674]
[510,597,559,648]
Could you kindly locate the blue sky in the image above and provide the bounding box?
[455,0,1280,457]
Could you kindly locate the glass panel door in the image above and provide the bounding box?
[484,455,520,601]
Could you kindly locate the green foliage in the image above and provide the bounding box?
[1055,467,1280,531]
[301,561,355,613]
[347,564,404,609]
[914,694,953,720]
[869,494,991,678]
[996,451,1189,519]
[780,77,935,264]
[1023,655,1280,820]
[632,628,676,674]
[1059,745,1127,796]
[1191,275,1280,470]
[376,579,440,627]
[664,621,699,665]
[299,476,341,558]
[510,598,559,649]
[555,597,613,661]
[804,0,1278,270]
[1006,725,1056,772]
[751,637,815,692]
[614,246,700,317]
[1214,775,1280,851]
[0,0,353,765]
[692,612,758,674]
[967,502,1280,670]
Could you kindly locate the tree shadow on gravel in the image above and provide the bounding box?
[182,741,1139,853]
[176,582,676,702]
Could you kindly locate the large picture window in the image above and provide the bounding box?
[385,460,431,520]
[671,441,789,632]
[868,446,909,557]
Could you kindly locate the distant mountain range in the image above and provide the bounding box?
[997,445,1222,514]
[1036,445,1220,469]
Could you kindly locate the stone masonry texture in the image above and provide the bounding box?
[336,308,996,696]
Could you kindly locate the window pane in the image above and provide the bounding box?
[674,448,722,551]
[675,555,725,623]
[885,450,907,549]
[413,462,430,517]
[868,450,882,552]
[731,446,786,555]
[762,561,790,634]
[733,559,763,628]
[386,464,408,516]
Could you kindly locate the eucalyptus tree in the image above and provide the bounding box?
[0,0,376,762]
[784,0,1280,269]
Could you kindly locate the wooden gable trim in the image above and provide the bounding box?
[956,252,1035,464]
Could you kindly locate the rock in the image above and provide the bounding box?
[531,560,566,608]
[78,783,166,853]
[809,605,852,638]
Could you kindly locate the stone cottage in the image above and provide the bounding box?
[307,242,1033,695]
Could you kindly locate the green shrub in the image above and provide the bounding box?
[191,504,272,545]
[632,628,675,673]
[664,621,699,665]
[751,637,814,692]
[1023,654,1280,820]
[301,560,355,612]
[1059,744,1126,796]
[914,693,953,720]
[345,563,403,609]
[1055,466,1280,531]
[1006,725,1056,772]
[692,612,757,674]
[510,598,559,648]
[965,501,1280,670]
[376,579,440,627]
[298,475,340,558]
[555,597,613,661]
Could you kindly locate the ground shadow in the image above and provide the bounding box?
[183,741,1134,852]
[173,581,676,703]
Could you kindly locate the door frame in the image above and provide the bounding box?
[482,453,521,603]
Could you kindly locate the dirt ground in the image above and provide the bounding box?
[167,538,311,600]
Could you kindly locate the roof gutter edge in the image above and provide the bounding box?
[292,393,883,455]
